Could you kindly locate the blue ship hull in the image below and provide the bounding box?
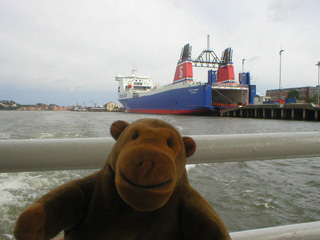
[119,85,218,115]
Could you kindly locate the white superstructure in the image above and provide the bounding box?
[116,69,153,98]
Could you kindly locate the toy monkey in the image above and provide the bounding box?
[15,119,230,240]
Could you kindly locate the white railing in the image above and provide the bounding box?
[230,221,320,240]
[1,132,320,239]
[1,132,320,173]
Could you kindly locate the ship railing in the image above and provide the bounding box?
[212,83,248,88]
[212,103,239,107]
[1,132,320,240]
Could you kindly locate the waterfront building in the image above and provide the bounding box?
[266,86,320,101]
[105,102,119,111]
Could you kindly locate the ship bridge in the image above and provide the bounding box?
[116,69,153,94]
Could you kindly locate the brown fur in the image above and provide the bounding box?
[14,119,230,240]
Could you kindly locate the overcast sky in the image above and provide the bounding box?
[1,0,319,106]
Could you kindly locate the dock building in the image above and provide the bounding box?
[266,86,320,102]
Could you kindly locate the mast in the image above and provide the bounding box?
[192,35,220,68]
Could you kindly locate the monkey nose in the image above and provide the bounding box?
[138,161,154,178]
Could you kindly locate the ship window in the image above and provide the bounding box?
[134,82,143,85]
[133,86,150,91]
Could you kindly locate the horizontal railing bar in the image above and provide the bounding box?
[1,132,320,173]
[230,221,320,240]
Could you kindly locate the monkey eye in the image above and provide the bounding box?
[167,139,173,148]
[132,131,139,140]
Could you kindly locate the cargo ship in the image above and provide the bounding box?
[116,37,256,115]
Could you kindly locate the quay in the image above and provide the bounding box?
[220,103,320,121]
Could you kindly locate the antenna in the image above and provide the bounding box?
[131,65,137,75]
[207,35,210,50]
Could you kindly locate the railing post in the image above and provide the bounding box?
[291,109,294,120]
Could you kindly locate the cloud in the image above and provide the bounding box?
[268,0,304,21]
[0,0,319,105]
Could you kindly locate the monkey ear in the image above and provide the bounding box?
[110,121,129,140]
[183,137,196,158]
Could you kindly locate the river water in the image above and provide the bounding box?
[0,111,319,239]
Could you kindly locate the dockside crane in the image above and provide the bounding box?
[90,100,98,107]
